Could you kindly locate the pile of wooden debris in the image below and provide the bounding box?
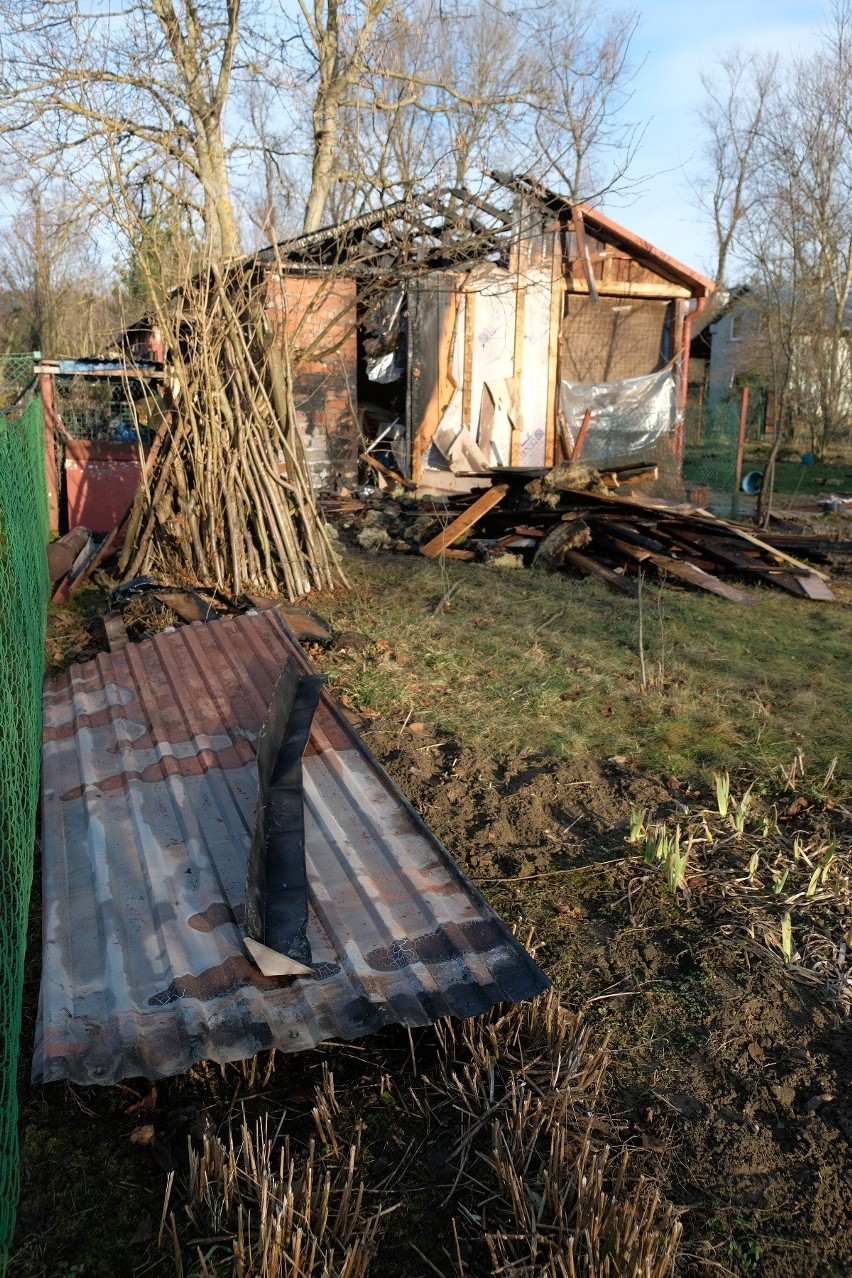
[331,463,847,603]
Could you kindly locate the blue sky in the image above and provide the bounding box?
[611,1,824,277]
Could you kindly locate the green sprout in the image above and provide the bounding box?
[772,867,789,896]
[781,913,793,964]
[714,771,730,818]
[628,808,647,845]
[730,784,754,836]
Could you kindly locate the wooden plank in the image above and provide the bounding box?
[599,528,755,602]
[420,484,509,558]
[40,371,60,533]
[600,521,674,556]
[549,483,833,584]
[461,287,475,428]
[545,247,564,467]
[363,452,417,490]
[646,553,756,603]
[510,275,526,467]
[597,534,653,563]
[562,548,639,596]
[787,573,835,601]
[706,517,831,581]
[649,524,836,601]
[564,279,692,300]
[410,274,461,488]
[572,208,600,303]
[571,407,593,462]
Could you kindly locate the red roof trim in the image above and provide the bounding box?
[564,204,715,298]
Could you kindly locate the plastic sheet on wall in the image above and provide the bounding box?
[364,287,405,383]
[559,364,677,463]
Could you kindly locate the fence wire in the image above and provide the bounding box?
[0,388,48,1273]
[0,355,37,416]
[682,390,769,516]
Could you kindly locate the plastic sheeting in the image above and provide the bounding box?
[559,364,677,463]
[364,287,405,383]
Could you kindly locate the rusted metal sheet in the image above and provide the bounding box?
[36,611,547,1085]
[63,439,142,533]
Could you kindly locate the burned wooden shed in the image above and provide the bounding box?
[258,176,714,497]
[116,177,713,501]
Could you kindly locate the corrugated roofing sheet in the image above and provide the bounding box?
[36,609,548,1085]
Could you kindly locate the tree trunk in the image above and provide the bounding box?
[196,120,243,258]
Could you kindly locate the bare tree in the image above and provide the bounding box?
[526,2,643,203]
[278,0,643,232]
[694,50,777,287]
[297,0,397,232]
[698,4,852,522]
[0,0,245,257]
[0,180,116,355]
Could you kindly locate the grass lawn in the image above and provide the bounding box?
[314,550,852,789]
[746,455,852,497]
[683,442,852,500]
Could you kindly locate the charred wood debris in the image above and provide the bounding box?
[327,462,849,604]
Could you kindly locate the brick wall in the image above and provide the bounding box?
[266,274,359,491]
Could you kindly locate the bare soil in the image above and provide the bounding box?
[360,723,852,1277]
[11,574,852,1277]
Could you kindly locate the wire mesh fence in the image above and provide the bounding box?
[0,354,38,416]
[682,388,769,516]
[0,389,49,1273]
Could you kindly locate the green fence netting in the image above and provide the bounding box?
[682,390,769,516]
[0,388,48,1273]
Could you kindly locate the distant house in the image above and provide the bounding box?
[689,287,758,408]
[689,283,852,446]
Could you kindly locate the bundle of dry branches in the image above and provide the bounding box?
[118,262,344,600]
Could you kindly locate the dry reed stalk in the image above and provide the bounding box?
[167,992,682,1276]
[423,991,682,1278]
[177,1111,380,1277]
[119,263,346,600]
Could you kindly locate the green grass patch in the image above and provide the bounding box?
[745,456,852,496]
[317,550,852,789]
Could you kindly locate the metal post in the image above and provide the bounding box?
[39,369,60,533]
[731,384,749,520]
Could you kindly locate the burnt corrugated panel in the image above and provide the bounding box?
[36,610,548,1085]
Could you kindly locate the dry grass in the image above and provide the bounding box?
[174,1120,384,1277]
[313,549,852,788]
[164,993,683,1278]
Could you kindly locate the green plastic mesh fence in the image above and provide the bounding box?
[0,388,48,1273]
[682,400,741,514]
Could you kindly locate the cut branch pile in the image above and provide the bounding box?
[119,264,344,600]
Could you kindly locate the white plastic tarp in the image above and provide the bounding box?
[560,365,677,463]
